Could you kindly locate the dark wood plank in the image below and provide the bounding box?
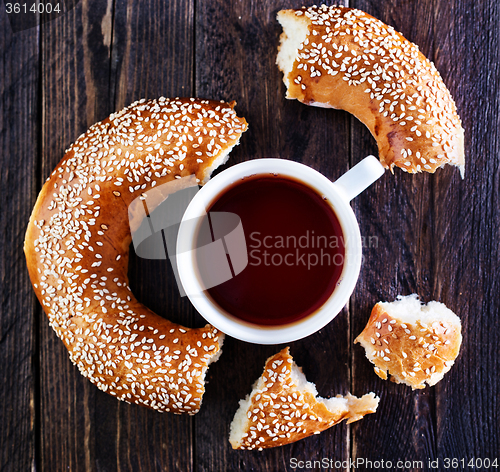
[350,1,439,470]
[40,2,113,470]
[432,0,500,464]
[39,1,195,471]
[111,0,195,108]
[0,11,39,472]
[111,1,197,471]
[194,1,353,470]
[1,0,496,471]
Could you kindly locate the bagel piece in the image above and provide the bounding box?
[355,295,462,389]
[24,97,248,414]
[229,348,379,450]
[277,5,465,175]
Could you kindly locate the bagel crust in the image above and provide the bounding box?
[24,98,248,414]
[355,295,462,389]
[229,348,379,450]
[277,5,465,175]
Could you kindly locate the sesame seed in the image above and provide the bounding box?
[26,97,244,413]
[285,5,463,173]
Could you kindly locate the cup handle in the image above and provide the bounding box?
[331,155,385,202]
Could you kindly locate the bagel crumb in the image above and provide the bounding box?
[355,295,462,389]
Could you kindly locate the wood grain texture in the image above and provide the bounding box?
[1,0,500,470]
[40,2,113,470]
[39,0,198,471]
[194,1,353,471]
[432,0,500,464]
[350,0,440,470]
[111,0,197,471]
[112,0,195,108]
[0,8,39,472]
[350,0,500,470]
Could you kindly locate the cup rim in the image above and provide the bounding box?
[177,158,362,344]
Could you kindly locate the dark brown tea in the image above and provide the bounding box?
[194,174,345,326]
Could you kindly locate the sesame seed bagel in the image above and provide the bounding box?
[277,5,465,175]
[229,348,379,450]
[355,295,462,389]
[24,97,248,414]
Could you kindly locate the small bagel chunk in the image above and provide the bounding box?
[277,5,465,175]
[24,97,248,414]
[355,295,462,389]
[229,348,379,450]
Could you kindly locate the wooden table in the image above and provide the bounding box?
[1,1,499,471]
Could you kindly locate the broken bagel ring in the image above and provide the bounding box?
[277,5,465,175]
[24,97,248,414]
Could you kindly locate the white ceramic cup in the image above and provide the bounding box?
[177,156,385,344]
